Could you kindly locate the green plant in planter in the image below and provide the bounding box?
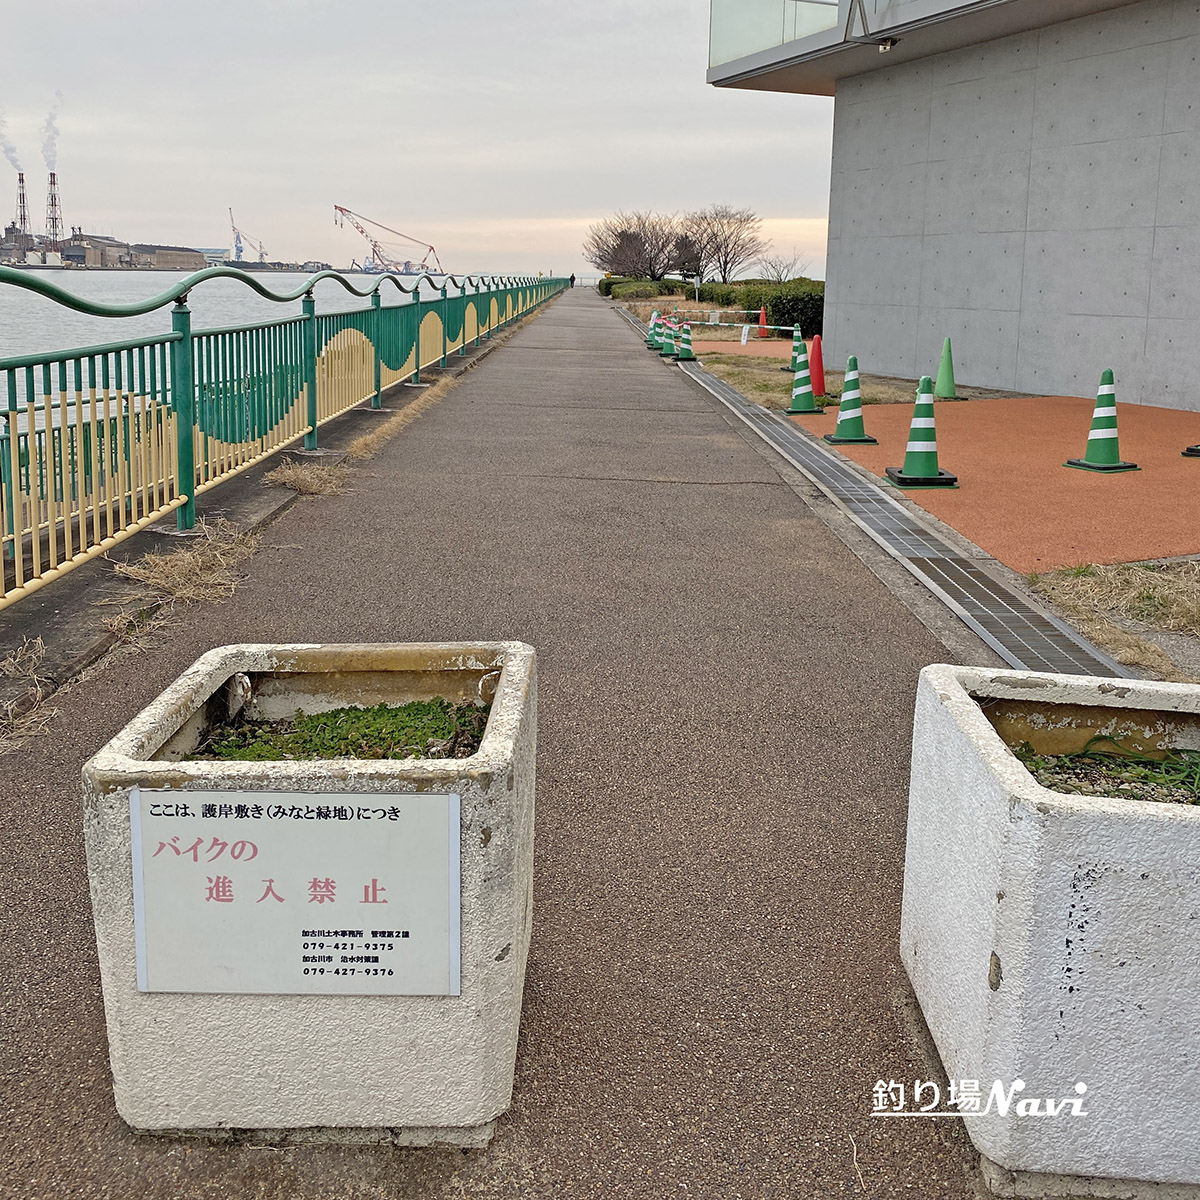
[191,698,490,762]
[1013,735,1200,806]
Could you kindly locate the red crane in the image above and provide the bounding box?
[333,205,443,275]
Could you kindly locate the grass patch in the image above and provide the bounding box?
[264,459,348,496]
[1013,735,1200,805]
[1030,561,1200,637]
[110,518,260,609]
[190,698,490,761]
[0,636,57,754]
[1029,562,1200,682]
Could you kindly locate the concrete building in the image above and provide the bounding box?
[129,243,206,271]
[708,0,1200,409]
[63,231,132,268]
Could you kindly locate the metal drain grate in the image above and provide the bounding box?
[676,359,1131,678]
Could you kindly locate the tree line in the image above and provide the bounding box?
[583,206,807,284]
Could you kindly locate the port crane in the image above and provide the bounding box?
[229,208,268,264]
[333,205,443,275]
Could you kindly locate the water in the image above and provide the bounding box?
[0,269,467,362]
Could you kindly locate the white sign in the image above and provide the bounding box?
[740,324,750,345]
[130,788,460,996]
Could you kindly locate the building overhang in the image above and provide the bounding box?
[708,0,1147,96]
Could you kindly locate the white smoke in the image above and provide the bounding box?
[41,91,63,172]
[0,112,21,172]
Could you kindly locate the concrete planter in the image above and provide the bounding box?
[901,665,1200,1190]
[82,641,536,1146]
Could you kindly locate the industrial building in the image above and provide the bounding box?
[708,0,1200,410]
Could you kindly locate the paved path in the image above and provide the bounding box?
[2,290,982,1199]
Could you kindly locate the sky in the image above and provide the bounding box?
[0,1,835,278]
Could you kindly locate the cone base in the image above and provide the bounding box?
[786,405,825,416]
[825,433,878,445]
[1064,458,1139,473]
[1182,445,1200,458]
[676,354,696,362]
[933,393,959,401]
[885,466,959,489]
[780,365,800,373]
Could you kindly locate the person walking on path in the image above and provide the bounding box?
[569,273,576,288]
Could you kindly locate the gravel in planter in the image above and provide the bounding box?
[1013,735,1200,806]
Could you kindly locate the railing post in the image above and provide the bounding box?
[440,284,448,367]
[485,278,492,340]
[474,280,481,347]
[458,279,467,356]
[412,291,422,384]
[370,291,382,409]
[170,300,196,530]
[303,291,318,450]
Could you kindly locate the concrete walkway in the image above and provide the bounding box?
[2,289,982,1199]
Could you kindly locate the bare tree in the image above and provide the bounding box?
[687,205,770,283]
[582,210,683,280]
[756,247,813,283]
[631,211,682,280]
[582,214,640,275]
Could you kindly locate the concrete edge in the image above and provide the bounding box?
[137,1121,496,1149]
[980,1155,1200,1199]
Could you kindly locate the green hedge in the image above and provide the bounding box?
[597,276,633,297]
[607,279,690,299]
[766,284,824,339]
[602,277,825,336]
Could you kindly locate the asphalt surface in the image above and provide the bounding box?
[1,289,985,1199]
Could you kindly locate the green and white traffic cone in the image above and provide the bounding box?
[885,376,958,488]
[659,320,678,358]
[1065,370,1138,472]
[934,337,957,399]
[824,356,877,444]
[780,325,805,372]
[677,322,696,362]
[785,340,823,414]
[646,312,661,350]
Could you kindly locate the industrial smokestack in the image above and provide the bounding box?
[45,171,63,252]
[15,171,29,236]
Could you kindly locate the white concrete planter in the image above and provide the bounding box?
[901,665,1200,1189]
[82,641,535,1146]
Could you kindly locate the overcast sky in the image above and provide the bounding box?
[0,1,834,278]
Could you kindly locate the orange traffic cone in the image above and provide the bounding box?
[810,334,827,398]
[757,307,768,339]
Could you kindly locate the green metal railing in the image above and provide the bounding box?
[0,265,568,610]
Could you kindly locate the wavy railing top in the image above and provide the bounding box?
[0,264,553,320]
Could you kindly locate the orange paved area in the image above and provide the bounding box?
[692,338,794,358]
[789,396,1200,573]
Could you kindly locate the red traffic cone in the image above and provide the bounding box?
[810,334,827,398]
[757,307,768,339]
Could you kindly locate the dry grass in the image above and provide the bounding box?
[0,637,58,753]
[345,376,459,461]
[342,302,552,461]
[264,459,348,496]
[110,518,260,609]
[1030,561,1200,682]
[698,353,1014,410]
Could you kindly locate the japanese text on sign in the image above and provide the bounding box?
[130,788,460,997]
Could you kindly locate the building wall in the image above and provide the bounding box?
[824,0,1200,409]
